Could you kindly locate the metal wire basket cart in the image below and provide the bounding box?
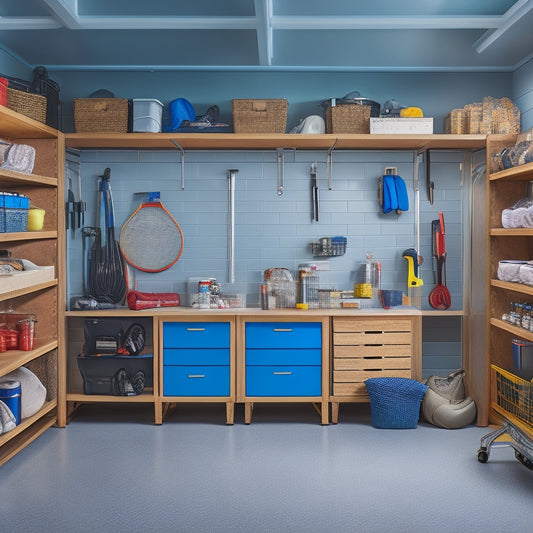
[477,365,533,470]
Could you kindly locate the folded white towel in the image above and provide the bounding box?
[0,139,35,174]
[498,260,526,282]
[0,399,16,434]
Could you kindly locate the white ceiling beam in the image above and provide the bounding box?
[254,0,273,66]
[474,0,533,53]
[41,0,82,29]
[272,15,501,30]
[0,16,62,30]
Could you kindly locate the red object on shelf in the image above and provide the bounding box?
[17,318,35,351]
[0,77,7,106]
[0,328,18,350]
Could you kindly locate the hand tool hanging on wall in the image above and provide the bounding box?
[402,248,424,287]
[429,212,451,309]
[311,162,319,222]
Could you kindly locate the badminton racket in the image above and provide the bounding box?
[120,192,184,273]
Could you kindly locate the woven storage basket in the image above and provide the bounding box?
[74,98,129,133]
[365,377,428,429]
[326,104,371,134]
[232,99,287,133]
[6,87,47,124]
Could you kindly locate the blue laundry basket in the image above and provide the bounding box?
[365,377,429,429]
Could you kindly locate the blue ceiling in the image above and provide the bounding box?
[0,0,531,72]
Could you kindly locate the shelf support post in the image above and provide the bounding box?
[277,148,284,195]
[327,138,338,190]
[170,139,185,190]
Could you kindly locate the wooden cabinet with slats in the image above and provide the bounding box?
[330,315,421,423]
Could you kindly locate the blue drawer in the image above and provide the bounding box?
[246,348,321,366]
[164,348,230,366]
[163,365,230,396]
[163,322,230,349]
[246,366,321,396]
[245,322,322,349]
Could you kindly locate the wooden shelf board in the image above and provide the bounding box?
[490,317,533,340]
[65,132,487,151]
[67,393,155,403]
[491,279,533,296]
[0,107,58,140]
[490,228,533,236]
[0,168,57,187]
[0,340,58,376]
[490,161,533,182]
[0,230,57,242]
[0,279,57,303]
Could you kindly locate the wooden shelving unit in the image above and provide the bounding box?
[485,133,533,436]
[0,107,64,466]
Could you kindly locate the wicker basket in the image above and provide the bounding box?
[232,99,287,133]
[74,98,129,133]
[365,377,428,429]
[6,87,47,124]
[326,104,371,134]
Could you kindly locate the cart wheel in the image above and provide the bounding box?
[515,451,533,470]
[477,448,489,463]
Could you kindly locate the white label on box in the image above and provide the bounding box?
[370,118,433,134]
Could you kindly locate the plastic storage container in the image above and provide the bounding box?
[0,192,29,233]
[132,98,163,133]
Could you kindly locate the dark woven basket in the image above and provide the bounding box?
[6,87,47,124]
[365,377,428,429]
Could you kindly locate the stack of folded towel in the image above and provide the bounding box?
[0,139,35,174]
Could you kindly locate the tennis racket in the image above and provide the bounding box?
[120,192,184,273]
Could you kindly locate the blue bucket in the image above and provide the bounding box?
[0,379,21,425]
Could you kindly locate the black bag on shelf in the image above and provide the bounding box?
[31,66,61,130]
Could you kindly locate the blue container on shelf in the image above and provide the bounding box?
[0,192,29,233]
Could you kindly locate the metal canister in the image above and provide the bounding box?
[0,380,21,425]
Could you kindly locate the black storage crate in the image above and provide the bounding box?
[77,354,153,395]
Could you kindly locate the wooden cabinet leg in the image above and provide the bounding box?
[321,400,329,425]
[226,402,234,425]
[331,402,339,424]
[245,402,253,424]
[154,400,163,425]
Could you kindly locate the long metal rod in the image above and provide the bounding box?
[227,169,238,284]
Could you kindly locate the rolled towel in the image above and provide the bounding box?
[523,205,533,228]
[510,206,527,228]
[502,208,514,228]
[1,142,36,174]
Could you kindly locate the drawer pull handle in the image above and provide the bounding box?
[187,374,206,378]
[273,328,293,332]
[186,328,206,331]
[273,371,293,375]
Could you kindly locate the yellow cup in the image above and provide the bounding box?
[27,207,45,231]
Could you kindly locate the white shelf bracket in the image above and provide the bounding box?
[327,138,338,190]
[170,139,185,189]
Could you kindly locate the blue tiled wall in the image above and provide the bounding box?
[67,148,465,315]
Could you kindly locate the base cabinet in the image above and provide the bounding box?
[237,317,330,424]
[330,316,421,423]
[161,318,235,424]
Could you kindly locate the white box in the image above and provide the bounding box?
[0,260,54,295]
[370,117,433,134]
[132,98,164,133]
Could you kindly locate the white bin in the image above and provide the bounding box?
[133,98,163,133]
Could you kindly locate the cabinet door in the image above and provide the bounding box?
[164,348,230,366]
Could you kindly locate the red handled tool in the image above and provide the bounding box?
[429,212,451,310]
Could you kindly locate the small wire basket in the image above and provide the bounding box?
[311,236,347,257]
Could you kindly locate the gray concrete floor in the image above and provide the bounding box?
[1,403,532,533]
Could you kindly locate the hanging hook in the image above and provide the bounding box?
[170,139,185,190]
[327,138,338,190]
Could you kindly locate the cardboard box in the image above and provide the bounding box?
[370,118,433,134]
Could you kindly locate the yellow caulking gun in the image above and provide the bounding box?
[402,248,424,287]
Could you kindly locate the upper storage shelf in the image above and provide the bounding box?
[0,106,58,140]
[65,133,487,151]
